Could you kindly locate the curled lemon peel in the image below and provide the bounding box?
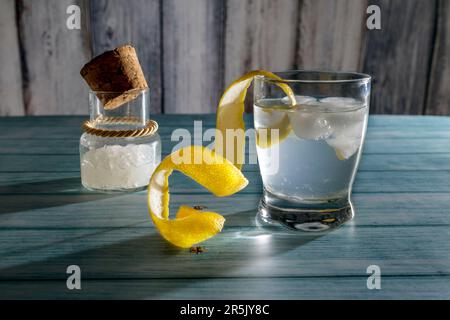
[148,71,295,248]
[215,70,296,168]
[147,145,248,248]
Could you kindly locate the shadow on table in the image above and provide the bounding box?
[0,177,120,214]
[0,209,326,299]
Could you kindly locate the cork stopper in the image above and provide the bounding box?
[80,45,148,110]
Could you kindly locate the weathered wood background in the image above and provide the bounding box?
[0,0,448,115]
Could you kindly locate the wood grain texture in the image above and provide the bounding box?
[1,192,450,228]
[1,276,449,300]
[297,0,368,71]
[1,226,450,281]
[17,0,92,115]
[426,0,450,115]
[0,0,24,116]
[0,114,450,299]
[3,135,450,155]
[2,119,450,140]
[224,0,299,83]
[162,0,225,114]
[90,0,162,114]
[363,0,437,114]
[0,0,449,116]
[2,170,450,195]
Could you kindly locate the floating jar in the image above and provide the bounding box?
[79,88,161,192]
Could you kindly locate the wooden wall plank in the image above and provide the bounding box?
[426,0,450,115]
[0,0,24,115]
[162,0,225,114]
[363,0,437,114]
[18,0,92,115]
[297,0,368,71]
[224,0,299,84]
[90,0,162,114]
[0,0,446,116]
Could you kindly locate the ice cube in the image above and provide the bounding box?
[326,133,361,160]
[320,97,367,160]
[281,95,317,106]
[288,97,332,140]
[320,97,362,109]
[289,110,333,140]
[288,96,366,158]
[254,106,287,129]
[256,96,317,130]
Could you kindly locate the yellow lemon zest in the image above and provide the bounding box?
[148,71,295,248]
[215,70,296,168]
[148,146,248,248]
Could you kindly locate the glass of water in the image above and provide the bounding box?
[254,71,371,232]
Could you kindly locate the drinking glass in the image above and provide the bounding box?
[254,71,371,231]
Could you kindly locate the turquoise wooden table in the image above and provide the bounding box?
[0,115,449,299]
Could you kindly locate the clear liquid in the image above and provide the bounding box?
[254,96,368,209]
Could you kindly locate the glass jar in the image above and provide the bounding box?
[80,88,161,192]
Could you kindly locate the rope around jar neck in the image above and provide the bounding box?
[82,116,158,138]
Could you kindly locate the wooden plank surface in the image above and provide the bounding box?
[3,150,450,173]
[224,0,298,83]
[0,114,449,299]
[426,0,450,115]
[162,0,225,114]
[363,0,437,114]
[17,0,92,115]
[1,225,450,280]
[2,276,449,300]
[224,0,299,112]
[297,0,368,71]
[0,192,449,228]
[3,126,450,140]
[2,114,450,127]
[2,137,450,155]
[90,0,162,114]
[3,170,450,194]
[2,114,450,139]
[0,0,24,116]
[1,1,450,116]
